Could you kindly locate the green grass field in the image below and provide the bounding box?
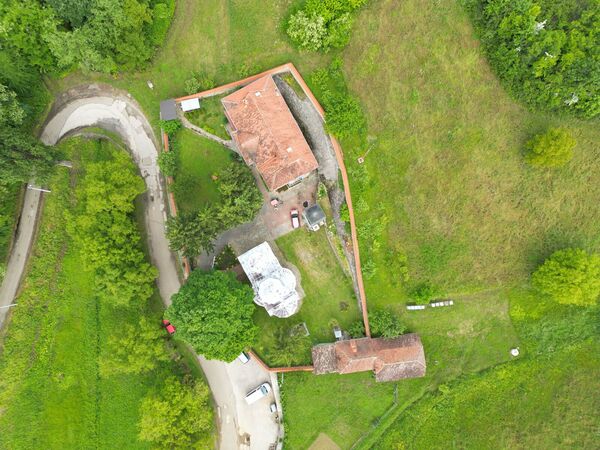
[0,137,210,449]
[342,0,600,299]
[171,129,234,213]
[184,94,230,140]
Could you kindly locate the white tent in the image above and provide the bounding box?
[238,242,300,318]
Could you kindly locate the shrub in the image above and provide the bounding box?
[532,248,600,307]
[286,0,369,52]
[287,11,327,51]
[139,377,213,447]
[158,149,177,177]
[160,119,181,136]
[214,245,237,270]
[348,320,366,338]
[149,1,175,46]
[525,127,576,168]
[369,310,406,338]
[323,91,366,138]
[184,71,216,95]
[410,282,443,305]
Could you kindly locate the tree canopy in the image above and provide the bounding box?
[525,127,576,168]
[165,270,257,362]
[532,248,600,306]
[286,0,369,52]
[100,317,170,377]
[69,150,157,307]
[0,127,60,194]
[0,0,175,73]
[467,0,600,118]
[166,161,262,258]
[139,377,213,448]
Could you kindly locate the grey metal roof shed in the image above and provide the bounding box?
[160,99,177,121]
[302,204,326,231]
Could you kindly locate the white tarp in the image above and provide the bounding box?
[238,242,300,318]
[180,98,201,112]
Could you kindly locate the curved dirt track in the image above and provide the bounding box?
[0,84,280,449]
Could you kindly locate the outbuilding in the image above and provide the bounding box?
[302,204,326,231]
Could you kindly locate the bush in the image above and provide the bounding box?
[525,127,576,168]
[160,119,181,136]
[158,149,177,177]
[286,0,369,52]
[149,1,175,46]
[287,11,327,51]
[184,71,216,95]
[369,309,406,338]
[139,377,213,447]
[348,320,366,338]
[532,248,600,307]
[214,245,237,270]
[323,92,366,138]
[410,282,443,305]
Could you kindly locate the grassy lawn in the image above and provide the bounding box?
[253,228,359,365]
[374,339,600,449]
[342,0,600,300]
[282,371,396,449]
[171,129,234,213]
[184,94,230,140]
[0,137,209,449]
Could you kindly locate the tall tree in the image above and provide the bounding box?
[0,128,59,193]
[525,127,576,168]
[100,317,170,377]
[139,377,213,448]
[532,248,600,306]
[166,270,257,362]
[166,207,220,258]
[69,150,157,307]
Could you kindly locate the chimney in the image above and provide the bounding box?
[350,340,357,353]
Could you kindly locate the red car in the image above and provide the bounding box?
[290,209,300,229]
[162,319,176,335]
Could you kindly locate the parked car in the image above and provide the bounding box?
[245,382,271,405]
[162,319,176,335]
[269,403,277,413]
[290,209,300,228]
[237,351,250,364]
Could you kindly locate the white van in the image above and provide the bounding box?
[245,382,271,405]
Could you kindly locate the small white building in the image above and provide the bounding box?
[237,242,300,318]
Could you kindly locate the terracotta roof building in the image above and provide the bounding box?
[221,75,319,191]
[311,334,426,382]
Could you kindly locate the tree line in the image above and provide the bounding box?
[465,0,600,118]
[0,0,175,74]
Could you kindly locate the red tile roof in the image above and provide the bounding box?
[222,75,318,191]
[312,334,426,382]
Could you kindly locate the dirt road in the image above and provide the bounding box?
[0,84,280,449]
